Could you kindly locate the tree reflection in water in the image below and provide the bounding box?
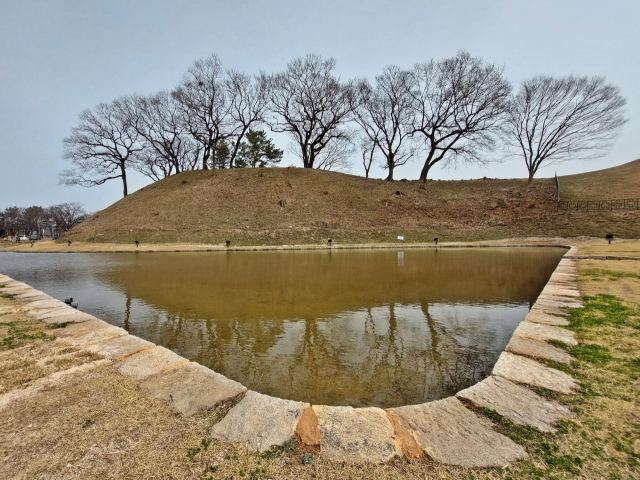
[0,247,565,407]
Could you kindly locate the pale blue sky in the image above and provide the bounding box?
[1,0,638,211]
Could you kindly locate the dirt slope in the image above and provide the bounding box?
[66,160,640,244]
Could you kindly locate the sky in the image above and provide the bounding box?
[1,0,639,212]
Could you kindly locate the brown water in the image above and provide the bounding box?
[0,247,565,407]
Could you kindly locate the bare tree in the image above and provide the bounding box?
[506,75,627,184]
[60,97,142,197]
[267,54,358,169]
[410,51,511,182]
[171,54,230,172]
[359,136,377,179]
[356,66,416,181]
[225,71,269,168]
[312,135,354,171]
[128,91,200,180]
[48,202,88,232]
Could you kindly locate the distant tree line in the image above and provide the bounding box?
[61,52,627,195]
[0,203,88,238]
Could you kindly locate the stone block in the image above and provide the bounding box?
[536,296,582,309]
[531,304,570,317]
[140,362,247,416]
[492,352,578,394]
[114,346,189,381]
[23,299,67,310]
[506,336,573,364]
[85,334,155,361]
[210,390,306,452]
[388,397,527,467]
[514,321,577,346]
[524,311,570,327]
[456,376,572,433]
[68,325,128,346]
[540,286,580,298]
[312,406,401,464]
[49,318,113,338]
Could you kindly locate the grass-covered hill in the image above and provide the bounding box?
[66,159,640,245]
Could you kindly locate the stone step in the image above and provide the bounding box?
[388,397,527,468]
[48,318,112,338]
[210,390,307,452]
[312,406,401,464]
[540,286,581,298]
[524,311,570,327]
[85,334,155,361]
[66,324,129,346]
[506,336,573,364]
[514,321,577,346]
[531,304,570,317]
[22,299,67,310]
[32,306,80,320]
[456,375,572,433]
[492,352,578,394]
[538,293,583,305]
[14,290,48,299]
[535,297,582,309]
[114,346,189,381]
[140,362,247,416]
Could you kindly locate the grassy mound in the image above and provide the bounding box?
[66,159,640,244]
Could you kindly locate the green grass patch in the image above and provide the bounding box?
[1,293,15,300]
[260,438,297,459]
[539,358,580,377]
[0,320,52,350]
[569,344,613,365]
[579,268,640,281]
[568,294,639,330]
[482,408,583,475]
[548,339,569,350]
[624,357,640,372]
[46,322,71,330]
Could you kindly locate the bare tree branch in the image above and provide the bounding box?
[505,75,627,184]
[356,66,416,181]
[410,51,511,182]
[266,54,358,169]
[60,97,142,197]
[171,54,230,171]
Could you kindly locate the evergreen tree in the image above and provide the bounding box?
[235,130,283,168]
[210,141,230,169]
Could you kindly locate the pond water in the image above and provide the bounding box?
[0,247,565,407]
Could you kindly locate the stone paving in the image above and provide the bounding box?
[0,245,584,467]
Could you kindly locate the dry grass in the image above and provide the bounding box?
[576,240,640,257]
[1,258,640,479]
[4,159,636,247]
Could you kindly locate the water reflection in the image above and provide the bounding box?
[0,247,565,407]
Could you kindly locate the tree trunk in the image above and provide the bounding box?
[121,162,128,197]
[527,169,535,185]
[385,153,394,181]
[419,162,431,183]
[229,135,244,169]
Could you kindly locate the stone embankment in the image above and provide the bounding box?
[0,246,583,467]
